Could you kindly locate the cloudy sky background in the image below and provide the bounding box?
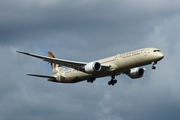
[1,0,180,120]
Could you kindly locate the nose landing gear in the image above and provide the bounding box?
[152,61,157,69]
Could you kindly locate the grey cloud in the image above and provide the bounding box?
[1,0,180,47]
[1,0,180,120]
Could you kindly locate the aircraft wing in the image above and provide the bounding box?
[17,51,110,73]
[27,74,56,79]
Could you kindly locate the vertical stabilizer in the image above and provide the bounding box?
[48,52,65,75]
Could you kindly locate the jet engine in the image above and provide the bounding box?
[84,62,101,73]
[128,68,145,79]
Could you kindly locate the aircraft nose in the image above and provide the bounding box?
[159,52,164,60]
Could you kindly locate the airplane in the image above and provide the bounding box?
[17,47,164,86]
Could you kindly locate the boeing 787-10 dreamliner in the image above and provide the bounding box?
[17,47,164,86]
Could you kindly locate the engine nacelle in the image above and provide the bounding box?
[84,62,101,73]
[128,68,145,79]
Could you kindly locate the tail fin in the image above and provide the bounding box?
[48,52,64,75]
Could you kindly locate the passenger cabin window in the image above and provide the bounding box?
[153,50,161,52]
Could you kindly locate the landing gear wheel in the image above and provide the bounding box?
[152,66,156,70]
[152,61,157,70]
[108,76,117,86]
[114,80,117,83]
[108,81,111,85]
[87,80,93,83]
[87,76,96,83]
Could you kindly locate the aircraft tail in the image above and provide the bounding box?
[48,52,65,75]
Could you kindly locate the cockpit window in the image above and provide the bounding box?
[153,50,161,52]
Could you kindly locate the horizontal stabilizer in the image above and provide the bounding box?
[27,74,56,79]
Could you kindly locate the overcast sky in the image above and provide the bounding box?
[1,0,180,120]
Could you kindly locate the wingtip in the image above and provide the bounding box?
[16,50,29,55]
[16,50,24,53]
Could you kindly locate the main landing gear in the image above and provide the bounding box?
[108,75,117,86]
[152,61,157,69]
[87,76,96,83]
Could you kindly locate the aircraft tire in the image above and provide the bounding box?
[152,66,156,69]
[108,79,117,86]
[108,81,111,85]
[114,80,117,83]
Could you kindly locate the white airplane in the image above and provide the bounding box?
[17,47,164,86]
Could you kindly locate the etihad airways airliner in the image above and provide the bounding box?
[17,47,164,86]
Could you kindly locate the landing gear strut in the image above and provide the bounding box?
[108,75,117,86]
[152,61,157,69]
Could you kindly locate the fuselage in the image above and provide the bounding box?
[54,47,164,83]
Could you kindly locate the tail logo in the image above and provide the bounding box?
[48,52,67,82]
